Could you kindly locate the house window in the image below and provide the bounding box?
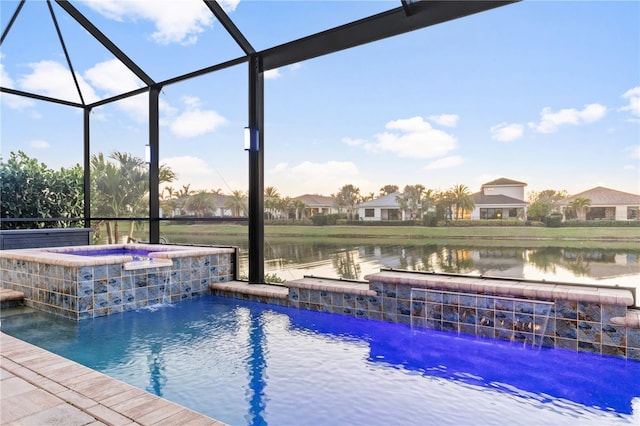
[480,208,502,219]
[628,206,639,220]
[365,209,375,218]
[586,207,615,220]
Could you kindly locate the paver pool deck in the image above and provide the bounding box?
[0,333,225,426]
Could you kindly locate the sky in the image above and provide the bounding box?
[1,0,639,199]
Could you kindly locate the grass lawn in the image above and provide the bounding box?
[158,224,640,247]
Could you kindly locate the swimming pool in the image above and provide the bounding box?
[2,296,639,425]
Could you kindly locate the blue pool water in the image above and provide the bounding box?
[1,296,639,425]
[61,248,152,258]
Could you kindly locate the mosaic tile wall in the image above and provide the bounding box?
[409,288,554,349]
[371,280,640,360]
[0,254,234,320]
[212,277,640,360]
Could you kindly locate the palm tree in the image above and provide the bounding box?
[160,186,178,218]
[396,184,426,219]
[362,192,376,202]
[178,184,192,198]
[333,184,361,220]
[450,184,475,220]
[264,186,280,198]
[225,190,248,217]
[183,190,215,217]
[567,197,591,221]
[435,190,455,222]
[91,153,125,243]
[278,196,292,219]
[91,151,176,243]
[264,186,281,219]
[291,199,307,220]
[379,185,399,196]
[421,188,436,215]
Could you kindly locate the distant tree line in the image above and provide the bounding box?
[2,151,597,236]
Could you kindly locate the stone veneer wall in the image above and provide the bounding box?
[211,272,640,360]
[1,251,234,320]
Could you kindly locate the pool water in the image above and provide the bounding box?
[60,248,152,259]
[1,296,639,426]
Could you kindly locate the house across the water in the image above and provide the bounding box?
[293,194,338,217]
[470,178,528,220]
[357,192,403,221]
[556,186,640,221]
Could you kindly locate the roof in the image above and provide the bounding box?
[293,194,335,207]
[556,187,640,206]
[472,192,528,206]
[358,192,401,208]
[482,178,527,187]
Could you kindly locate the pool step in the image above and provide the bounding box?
[0,288,25,309]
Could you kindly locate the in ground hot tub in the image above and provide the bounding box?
[0,244,237,319]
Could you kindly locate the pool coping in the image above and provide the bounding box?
[364,270,636,307]
[0,243,236,267]
[0,332,226,426]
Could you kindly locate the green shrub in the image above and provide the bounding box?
[563,220,640,227]
[423,212,438,227]
[546,213,564,227]
[525,220,546,227]
[311,215,328,226]
[445,219,525,227]
[266,219,313,226]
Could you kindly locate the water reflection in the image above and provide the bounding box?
[243,243,640,300]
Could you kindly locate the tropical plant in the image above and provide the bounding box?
[264,186,280,198]
[264,186,281,219]
[290,199,307,220]
[527,189,568,221]
[449,184,475,220]
[0,151,84,229]
[183,190,216,217]
[225,190,248,216]
[91,151,176,243]
[362,192,376,202]
[396,184,426,219]
[567,197,591,221]
[434,190,455,222]
[333,184,361,220]
[379,184,399,196]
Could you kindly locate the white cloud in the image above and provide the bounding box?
[264,69,281,80]
[169,97,227,137]
[528,103,606,133]
[18,60,100,104]
[625,145,640,160]
[428,114,459,128]
[491,122,524,142]
[424,156,464,170]
[84,59,142,94]
[619,86,640,118]
[218,0,240,13]
[181,96,201,109]
[366,116,458,159]
[81,0,214,45]
[162,155,216,190]
[29,140,50,149]
[272,163,288,173]
[342,137,365,146]
[269,160,370,195]
[0,59,36,109]
[264,64,301,80]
